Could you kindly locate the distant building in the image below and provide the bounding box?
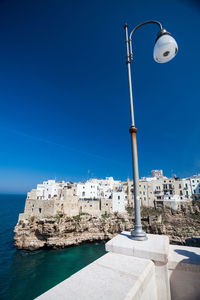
[112,191,126,213]
[76,177,121,200]
[19,171,198,221]
[162,194,187,210]
[76,180,99,199]
[151,170,163,179]
[35,180,65,200]
[23,182,79,219]
[188,175,200,199]
[126,170,193,209]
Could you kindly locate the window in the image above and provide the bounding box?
[39,208,42,213]
[144,197,146,201]
[118,196,120,200]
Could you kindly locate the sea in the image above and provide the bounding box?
[0,194,106,300]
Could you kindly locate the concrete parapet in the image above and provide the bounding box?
[106,232,170,300]
[35,232,200,300]
[168,244,200,300]
[36,252,157,300]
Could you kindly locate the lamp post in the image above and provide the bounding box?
[125,21,178,241]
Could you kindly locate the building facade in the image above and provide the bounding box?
[19,171,198,220]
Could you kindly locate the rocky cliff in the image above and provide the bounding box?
[14,213,133,250]
[14,205,200,251]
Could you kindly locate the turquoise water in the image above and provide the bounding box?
[0,194,106,300]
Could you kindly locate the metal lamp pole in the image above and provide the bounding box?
[124,20,177,241]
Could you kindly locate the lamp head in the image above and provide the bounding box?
[153,29,178,63]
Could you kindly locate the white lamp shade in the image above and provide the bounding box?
[153,34,178,63]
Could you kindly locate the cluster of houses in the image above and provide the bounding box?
[19,170,200,220]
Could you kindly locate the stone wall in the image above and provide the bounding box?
[24,199,56,218]
[79,200,100,217]
[20,186,80,220]
[62,187,79,217]
[100,199,113,214]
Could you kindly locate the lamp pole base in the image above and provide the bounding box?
[130,226,148,241]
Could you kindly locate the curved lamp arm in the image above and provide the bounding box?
[127,20,163,61]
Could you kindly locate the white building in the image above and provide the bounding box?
[76,180,99,199]
[162,194,187,210]
[76,177,121,200]
[112,191,125,213]
[151,170,163,179]
[35,180,66,200]
[188,175,200,196]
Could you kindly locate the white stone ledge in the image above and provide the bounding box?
[35,252,156,300]
[168,245,200,300]
[106,232,169,263]
[35,233,200,300]
[169,244,200,272]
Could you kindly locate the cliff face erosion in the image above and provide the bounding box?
[14,205,200,251]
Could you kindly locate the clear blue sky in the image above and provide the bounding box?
[0,0,199,193]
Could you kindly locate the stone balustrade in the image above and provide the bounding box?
[36,233,200,300]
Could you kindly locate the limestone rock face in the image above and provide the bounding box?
[142,205,200,246]
[14,205,200,251]
[14,214,132,250]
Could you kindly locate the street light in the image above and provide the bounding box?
[124,21,178,241]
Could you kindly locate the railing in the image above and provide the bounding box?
[36,232,200,300]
